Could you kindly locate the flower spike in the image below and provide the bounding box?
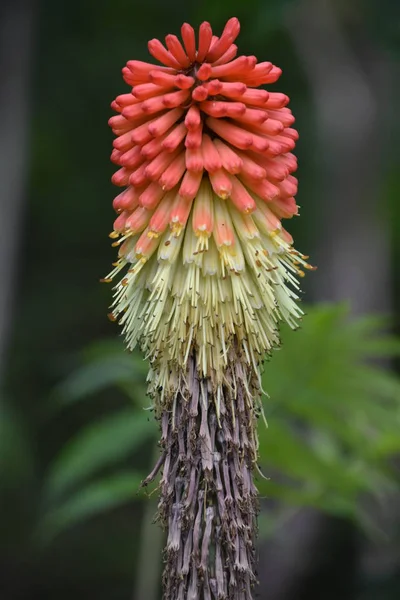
[105,17,312,600]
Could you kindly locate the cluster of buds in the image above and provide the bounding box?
[105,17,312,600]
[106,18,311,397]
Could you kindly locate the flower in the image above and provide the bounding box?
[106,17,311,400]
[105,18,313,599]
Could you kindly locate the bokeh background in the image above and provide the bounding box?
[0,0,399,598]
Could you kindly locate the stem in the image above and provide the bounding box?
[153,349,261,600]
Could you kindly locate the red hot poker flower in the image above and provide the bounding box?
[107,18,311,381]
[106,17,313,600]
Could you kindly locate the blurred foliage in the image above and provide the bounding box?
[258,305,400,534]
[21,304,397,543]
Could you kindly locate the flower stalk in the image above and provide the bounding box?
[156,350,259,599]
[105,17,312,599]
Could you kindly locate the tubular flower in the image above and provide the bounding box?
[105,17,312,600]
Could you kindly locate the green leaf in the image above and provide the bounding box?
[53,345,148,408]
[258,419,370,495]
[43,409,156,501]
[259,304,400,519]
[38,471,143,544]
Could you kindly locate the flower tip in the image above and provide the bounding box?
[197,63,212,81]
[164,34,191,68]
[192,86,208,102]
[219,189,231,200]
[180,22,196,62]
[197,22,213,63]
[225,16,240,36]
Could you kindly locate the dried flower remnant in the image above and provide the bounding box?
[105,17,312,600]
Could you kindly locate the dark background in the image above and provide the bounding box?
[0,0,399,598]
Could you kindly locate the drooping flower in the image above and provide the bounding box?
[105,17,312,600]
